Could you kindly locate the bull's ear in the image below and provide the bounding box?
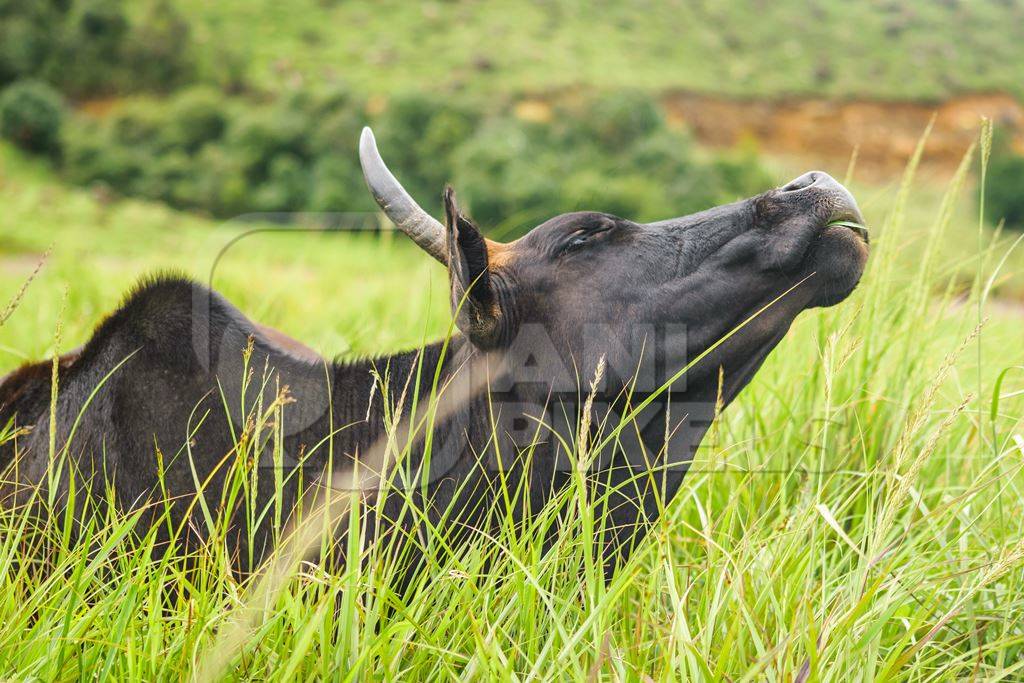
[443,186,503,349]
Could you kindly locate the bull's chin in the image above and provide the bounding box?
[805,225,870,308]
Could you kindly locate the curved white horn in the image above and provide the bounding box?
[359,127,447,264]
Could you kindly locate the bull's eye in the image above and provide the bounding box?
[560,233,593,255]
[559,225,612,256]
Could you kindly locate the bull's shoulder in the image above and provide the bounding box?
[87,273,214,351]
[0,275,223,414]
[79,273,269,370]
[0,274,209,431]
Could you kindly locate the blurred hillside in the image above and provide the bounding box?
[171,0,1024,178]
[177,0,1024,101]
[2,0,1024,231]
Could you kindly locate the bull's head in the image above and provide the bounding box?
[359,127,868,407]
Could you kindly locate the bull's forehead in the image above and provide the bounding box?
[516,211,627,250]
[532,211,621,236]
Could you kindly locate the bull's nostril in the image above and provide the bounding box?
[780,172,819,193]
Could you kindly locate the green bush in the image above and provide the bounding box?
[374,93,481,205]
[0,1,61,87]
[567,91,663,150]
[0,79,65,155]
[64,106,167,199]
[106,101,166,148]
[64,120,129,188]
[2,0,201,96]
[191,145,249,216]
[309,155,365,213]
[164,87,230,153]
[120,0,195,92]
[987,154,1024,231]
[49,0,129,95]
[252,154,311,212]
[450,118,565,231]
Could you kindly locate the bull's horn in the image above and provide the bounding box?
[359,126,448,264]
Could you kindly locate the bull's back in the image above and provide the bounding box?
[0,277,297,517]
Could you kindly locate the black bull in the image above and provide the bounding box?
[0,128,869,581]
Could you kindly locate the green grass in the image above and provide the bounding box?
[175,0,1024,100]
[1,139,1024,679]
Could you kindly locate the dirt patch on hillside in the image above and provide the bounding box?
[661,91,1024,178]
[77,97,122,118]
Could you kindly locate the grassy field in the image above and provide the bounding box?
[2,128,1024,681]
[175,0,1024,100]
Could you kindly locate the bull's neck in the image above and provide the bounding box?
[324,334,736,470]
[319,333,777,581]
[326,337,469,454]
